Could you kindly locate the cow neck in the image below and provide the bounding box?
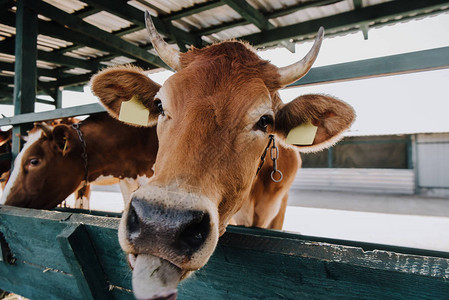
[71,123,89,197]
[72,113,158,183]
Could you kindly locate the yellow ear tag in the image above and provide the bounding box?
[285,122,318,146]
[62,138,68,156]
[118,95,150,126]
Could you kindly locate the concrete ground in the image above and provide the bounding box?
[287,189,449,217]
[284,189,449,252]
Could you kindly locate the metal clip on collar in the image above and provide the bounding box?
[256,134,283,183]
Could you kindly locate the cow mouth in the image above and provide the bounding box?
[127,253,182,300]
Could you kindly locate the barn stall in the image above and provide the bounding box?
[1,0,449,298]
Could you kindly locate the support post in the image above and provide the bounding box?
[12,0,37,161]
[57,224,112,300]
[55,86,63,108]
[327,147,333,168]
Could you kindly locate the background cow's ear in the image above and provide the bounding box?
[274,94,355,152]
[90,65,161,126]
[52,125,76,156]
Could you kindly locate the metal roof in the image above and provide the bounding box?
[1,0,449,104]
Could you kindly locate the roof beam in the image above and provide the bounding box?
[81,0,201,48]
[223,0,271,30]
[194,0,342,37]
[162,0,224,21]
[266,0,344,19]
[27,0,168,69]
[223,0,295,52]
[0,76,14,85]
[0,0,14,12]
[242,0,449,46]
[288,46,449,87]
[37,19,156,70]
[0,61,56,79]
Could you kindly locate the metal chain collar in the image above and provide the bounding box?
[256,134,283,182]
[71,123,89,197]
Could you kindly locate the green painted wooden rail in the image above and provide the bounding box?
[0,205,448,299]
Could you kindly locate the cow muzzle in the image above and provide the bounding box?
[119,185,219,299]
[127,197,211,262]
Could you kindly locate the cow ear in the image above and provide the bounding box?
[90,65,161,127]
[274,94,355,152]
[0,129,11,146]
[52,125,76,156]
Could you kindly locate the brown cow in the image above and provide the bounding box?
[0,128,12,190]
[0,118,122,209]
[90,12,355,300]
[0,113,158,209]
[1,113,299,229]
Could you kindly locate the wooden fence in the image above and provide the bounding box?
[0,206,448,299]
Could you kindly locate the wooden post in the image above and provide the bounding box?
[12,0,37,160]
[57,224,112,300]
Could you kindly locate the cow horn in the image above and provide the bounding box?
[278,27,324,86]
[34,122,53,138]
[145,11,182,71]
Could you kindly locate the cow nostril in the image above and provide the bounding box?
[178,212,210,253]
[127,204,141,239]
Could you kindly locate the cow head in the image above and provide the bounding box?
[1,123,85,209]
[91,12,355,300]
[0,128,12,176]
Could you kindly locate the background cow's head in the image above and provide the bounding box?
[91,11,355,300]
[1,123,85,209]
[0,128,12,185]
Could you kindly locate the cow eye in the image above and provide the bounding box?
[155,100,164,116]
[256,115,273,131]
[29,158,40,166]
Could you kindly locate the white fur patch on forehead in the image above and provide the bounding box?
[154,86,169,103]
[0,129,44,204]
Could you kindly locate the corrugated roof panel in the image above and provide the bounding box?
[248,0,302,12]
[0,24,15,41]
[127,1,160,16]
[0,54,15,63]
[38,76,57,82]
[269,1,353,27]
[144,0,208,15]
[63,67,92,75]
[175,5,239,31]
[101,56,136,67]
[363,0,394,6]
[122,29,150,46]
[0,71,14,77]
[36,60,60,69]
[207,24,260,43]
[42,0,87,14]
[83,11,133,33]
[37,35,73,51]
[64,47,109,60]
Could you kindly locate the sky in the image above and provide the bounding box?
[1,12,449,136]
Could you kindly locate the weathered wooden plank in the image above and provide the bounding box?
[83,224,132,290]
[57,224,112,300]
[0,210,74,273]
[0,259,83,300]
[0,205,448,299]
[179,244,449,299]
